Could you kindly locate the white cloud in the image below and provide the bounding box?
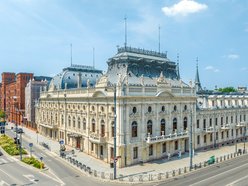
[227,54,239,60]
[205,66,219,73]
[162,0,207,17]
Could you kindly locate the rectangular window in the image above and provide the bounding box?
[203,119,206,129]
[197,120,200,128]
[149,145,153,156]
[221,131,224,139]
[236,129,238,136]
[226,117,228,124]
[204,135,206,143]
[240,128,243,135]
[175,141,178,150]
[226,131,229,138]
[110,147,114,159]
[221,117,223,126]
[216,132,218,140]
[100,145,103,156]
[133,147,138,159]
[91,143,94,151]
[209,118,212,127]
[215,118,218,126]
[162,143,166,153]
[231,116,233,123]
[197,135,200,145]
[210,134,213,142]
[232,129,234,137]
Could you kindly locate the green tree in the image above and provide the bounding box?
[218,87,237,93]
[0,110,5,119]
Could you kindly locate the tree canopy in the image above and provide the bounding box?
[0,110,5,119]
[217,87,237,93]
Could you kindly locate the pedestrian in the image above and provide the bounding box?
[167,152,171,160]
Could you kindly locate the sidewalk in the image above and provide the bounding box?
[7,123,247,181]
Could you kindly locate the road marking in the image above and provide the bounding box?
[0,180,10,186]
[0,169,20,184]
[23,174,37,184]
[40,153,47,157]
[226,175,248,186]
[189,162,248,186]
[0,158,8,164]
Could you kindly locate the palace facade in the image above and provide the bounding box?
[35,47,248,167]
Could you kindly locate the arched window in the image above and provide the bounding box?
[61,115,64,125]
[132,107,137,114]
[132,121,138,137]
[101,120,105,137]
[147,120,153,135]
[161,119,166,135]
[78,117,81,129]
[161,106,165,112]
[73,117,76,128]
[68,116,71,127]
[92,119,95,132]
[173,105,177,111]
[111,121,114,137]
[173,118,177,132]
[184,117,187,130]
[83,118,86,130]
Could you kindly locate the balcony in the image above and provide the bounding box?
[236,122,246,128]
[89,133,106,144]
[145,131,188,144]
[39,123,58,129]
[221,124,230,130]
[204,127,214,133]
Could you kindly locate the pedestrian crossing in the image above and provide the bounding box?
[0,158,15,165]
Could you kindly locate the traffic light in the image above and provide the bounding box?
[0,122,5,134]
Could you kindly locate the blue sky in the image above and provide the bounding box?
[0,0,248,89]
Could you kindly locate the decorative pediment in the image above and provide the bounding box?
[92,91,107,98]
[95,75,109,88]
[156,91,174,98]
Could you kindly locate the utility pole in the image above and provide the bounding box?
[113,85,117,179]
[189,104,193,170]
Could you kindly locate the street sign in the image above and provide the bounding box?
[29,143,33,148]
[59,140,64,145]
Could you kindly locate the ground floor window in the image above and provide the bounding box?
[210,133,213,142]
[204,135,206,143]
[100,145,103,156]
[162,142,166,153]
[110,147,114,159]
[226,131,229,138]
[216,132,218,140]
[149,145,153,156]
[174,141,178,150]
[221,131,224,139]
[91,143,94,151]
[133,147,138,159]
[197,135,200,145]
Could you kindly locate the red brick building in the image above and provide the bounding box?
[1,72,33,125]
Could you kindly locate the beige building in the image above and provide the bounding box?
[36,47,248,168]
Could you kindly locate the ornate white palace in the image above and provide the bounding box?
[35,47,248,167]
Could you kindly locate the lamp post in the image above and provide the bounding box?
[64,94,67,145]
[243,126,246,153]
[113,85,117,180]
[189,104,193,170]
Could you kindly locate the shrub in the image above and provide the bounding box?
[22,157,44,169]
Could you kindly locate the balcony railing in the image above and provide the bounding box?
[236,122,246,127]
[39,123,58,129]
[145,131,188,144]
[204,127,214,133]
[89,133,106,144]
[221,124,230,130]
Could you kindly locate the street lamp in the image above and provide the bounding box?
[64,94,67,145]
[189,104,193,170]
[113,85,117,180]
[243,126,246,153]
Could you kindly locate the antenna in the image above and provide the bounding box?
[93,47,95,68]
[196,57,199,67]
[70,43,72,66]
[158,25,161,53]
[124,15,127,48]
[177,53,179,63]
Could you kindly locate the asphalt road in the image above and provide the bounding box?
[6,129,131,186]
[0,153,60,185]
[148,153,248,186]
